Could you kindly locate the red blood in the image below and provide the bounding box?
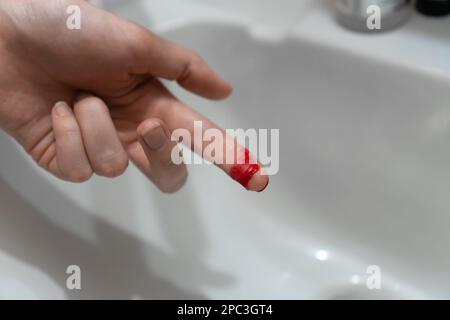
[230,149,261,189]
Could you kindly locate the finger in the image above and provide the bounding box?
[62,1,232,100]
[74,94,129,178]
[129,119,188,193]
[166,105,269,192]
[51,101,93,182]
[127,25,233,100]
[130,82,269,192]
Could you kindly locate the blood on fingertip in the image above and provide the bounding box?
[230,162,261,189]
[229,149,268,191]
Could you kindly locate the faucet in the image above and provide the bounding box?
[335,0,413,32]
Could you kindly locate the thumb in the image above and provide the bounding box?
[120,18,233,100]
[61,0,232,100]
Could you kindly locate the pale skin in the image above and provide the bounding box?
[0,0,269,193]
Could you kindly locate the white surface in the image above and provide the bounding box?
[1,0,450,299]
[99,0,450,77]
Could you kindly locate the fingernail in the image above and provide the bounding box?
[54,102,71,117]
[141,124,167,150]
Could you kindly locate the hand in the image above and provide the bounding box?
[0,0,268,192]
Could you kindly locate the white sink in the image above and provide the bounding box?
[1,1,450,299]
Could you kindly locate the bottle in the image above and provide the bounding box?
[416,0,450,16]
[335,0,413,32]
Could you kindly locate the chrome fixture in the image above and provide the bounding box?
[335,0,413,32]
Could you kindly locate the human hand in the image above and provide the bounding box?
[0,0,269,192]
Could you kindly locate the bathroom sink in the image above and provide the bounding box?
[162,23,450,299]
[1,8,450,299]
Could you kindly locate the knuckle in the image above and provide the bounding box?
[178,50,203,83]
[63,126,81,137]
[59,120,81,136]
[95,152,129,177]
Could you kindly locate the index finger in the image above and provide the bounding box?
[127,82,269,192]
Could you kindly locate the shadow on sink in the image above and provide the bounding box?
[0,134,234,299]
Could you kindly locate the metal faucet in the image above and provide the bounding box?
[335,0,413,32]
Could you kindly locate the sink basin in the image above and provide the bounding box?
[163,22,450,299]
[1,11,450,299]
